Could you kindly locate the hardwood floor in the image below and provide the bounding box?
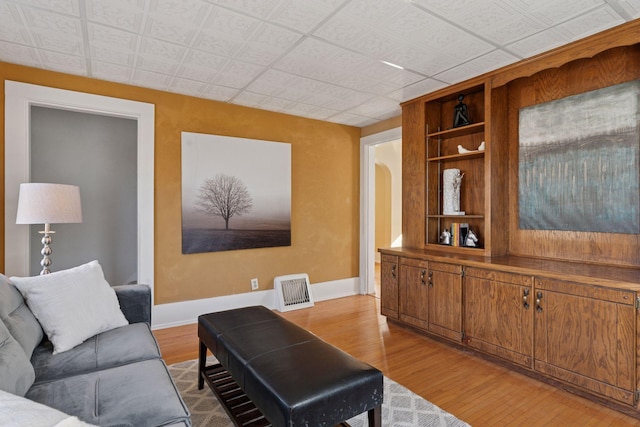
[154,295,639,426]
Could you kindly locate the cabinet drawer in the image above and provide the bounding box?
[430,261,462,275]
[535,277,635,305]
[401,257,428,268]
[381,254,398,264]
[465,266,532,286]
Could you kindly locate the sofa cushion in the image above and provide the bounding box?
[0,273,43,357]
[0,389,98,427]
[12,260,128,354]
[26,359,191,427]
[0,318,35,396]
[32,322,161,384]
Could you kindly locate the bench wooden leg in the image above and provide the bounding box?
[368,405,381,427]
[198,340,206,390]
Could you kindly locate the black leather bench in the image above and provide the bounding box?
[198,306,383,426]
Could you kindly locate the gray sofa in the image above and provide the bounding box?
[0,274,191,427]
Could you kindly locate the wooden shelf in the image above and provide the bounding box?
[428,151,484,162]
[425,243,484,253]
[427,122,485,139]
[427,214,484,219]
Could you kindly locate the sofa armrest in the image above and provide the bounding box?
[113,284,151,324]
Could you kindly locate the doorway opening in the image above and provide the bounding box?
[360,127,402,296]
[4,81,155,308]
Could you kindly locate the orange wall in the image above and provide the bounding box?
[0,62,361,304]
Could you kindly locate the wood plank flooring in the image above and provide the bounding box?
[153,295,640,426]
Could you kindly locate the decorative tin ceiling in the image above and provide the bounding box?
[0,0,637,127]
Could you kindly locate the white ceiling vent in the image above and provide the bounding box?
[274,273,314,312]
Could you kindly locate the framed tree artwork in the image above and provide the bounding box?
[181,132,291,254]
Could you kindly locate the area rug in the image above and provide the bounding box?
[168,358,470,427]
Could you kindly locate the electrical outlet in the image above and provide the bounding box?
[251,278,259,290]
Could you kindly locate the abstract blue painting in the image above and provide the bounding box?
[519,80,640,234]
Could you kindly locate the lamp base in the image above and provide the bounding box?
[38,227,54,275]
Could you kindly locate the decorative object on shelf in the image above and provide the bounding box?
[464,229,479,247]
[442,168,464,215]
[15,183,83,275]
[440,229,451,245]
[457,141,485,154]
[452,94,470,128]
[450,222,468,247]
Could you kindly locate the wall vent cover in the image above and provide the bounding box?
[274,273,314,312]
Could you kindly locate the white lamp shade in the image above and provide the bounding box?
[16,183,83,225]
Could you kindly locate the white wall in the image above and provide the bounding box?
[30,106,138,285]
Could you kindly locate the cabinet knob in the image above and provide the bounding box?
[391,264,397,278]
[523,289,530,309]
[428,271,433,287]
[420,269,427,285]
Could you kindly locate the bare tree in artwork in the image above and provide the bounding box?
[196,174,253,230]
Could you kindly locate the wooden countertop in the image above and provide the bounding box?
[378,247,640,291]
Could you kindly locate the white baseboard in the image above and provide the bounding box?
[151,277,360,330]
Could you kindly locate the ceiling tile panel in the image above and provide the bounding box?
[39,49,86,74]
[506,27,571,57]
[326,111,377,127]
[182,49,228,71]
[616,0,640,17]
[414,0,541,45]
[191,31,242,57]
[91,60,133,83]
[139,36,184,60]
[434,49,519,84]
[340,0,411,25]
[88,23,138,51]
[32,31,84,55]
[251,22,302,50]
[16,0,79,16]
[266,0,336,33]
[205,6,262,41]
[143,16,197,45]
[201,84,239,101]
[207,0,284,20]
[132,68,171,90]
[0,39,41,67]
[91,44,134,65]
[387,78,448,103]
[20,4,81,35]
[387,7,495,62]
[168,76,207,96]
[86,0,146,32]
[312,14,370,47]
[176,64,218,82]
[517,0,605,25]
[233,90,270,108]
[150,0,210,25]
[214,59,264,88]
[136,55,178,74]
[558,5,625,39]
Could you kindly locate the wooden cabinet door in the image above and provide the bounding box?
[428,262,463,342]
[534,278,636,405]
[380,255,399,319]
[399,258,429,330]
[464,267,534,367]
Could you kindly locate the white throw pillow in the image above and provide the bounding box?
[0,389,98,427]
[11,261,128,354]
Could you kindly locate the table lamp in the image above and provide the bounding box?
[16,183,83,275]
